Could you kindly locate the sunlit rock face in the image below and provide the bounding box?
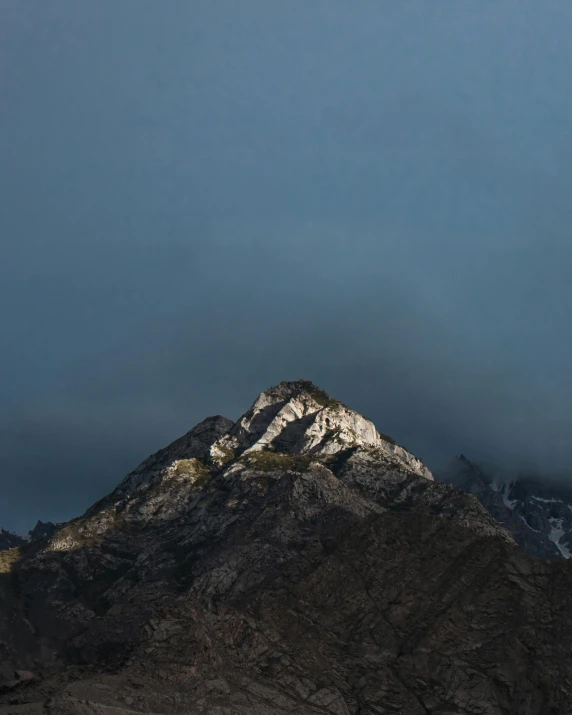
[211,379,433,479]
[2,381,572,714]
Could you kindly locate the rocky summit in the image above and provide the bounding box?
[1,380,572,714]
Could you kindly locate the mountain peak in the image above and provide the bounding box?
[105,381,433,508]
[28,520,62,542]
[4,382,557,714]
[210,380,432,479]
[440,454,489,494]
[262,379,340,405]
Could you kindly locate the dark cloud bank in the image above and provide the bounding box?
[1,0,572,530]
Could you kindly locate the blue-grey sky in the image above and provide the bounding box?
[2,0,572,531]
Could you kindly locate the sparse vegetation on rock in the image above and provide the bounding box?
[173,457,212,486]
[245,450,314,473]
[0,546,22,574]
[212,444,235,465]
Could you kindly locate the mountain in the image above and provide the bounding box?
[1,380,572,713]
[27,520,62,542]
[440,455,572,560]
[0,530,26,552]
[0,521,62,554]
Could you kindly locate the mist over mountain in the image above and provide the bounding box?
[3,1,572,530]
[438,455,572,561]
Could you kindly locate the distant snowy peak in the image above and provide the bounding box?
[439,455,572,560]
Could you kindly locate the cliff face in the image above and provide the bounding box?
[1,382,572,714]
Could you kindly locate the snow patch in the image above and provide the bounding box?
[519,515,541,533]
[501,484,519,510]
[548,517,572,558]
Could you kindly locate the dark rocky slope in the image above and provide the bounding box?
[0,381,572,714]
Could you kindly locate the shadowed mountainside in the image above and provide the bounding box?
[1,381,572,714]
